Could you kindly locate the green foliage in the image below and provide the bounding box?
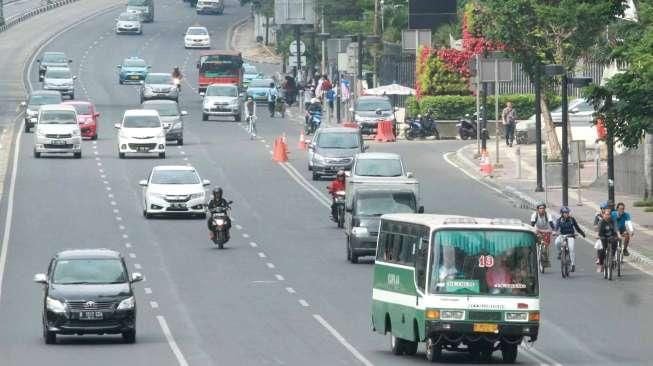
[417,56,469,96]
[432,22,462,48]
[407,94,561,120]
[634,200,653,207]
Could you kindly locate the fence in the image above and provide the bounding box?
[253,13,276,45]
[0,0,80,33]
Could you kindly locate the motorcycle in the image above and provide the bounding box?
[274,95,286,118]
[305,109,322,135]
[405,111,440,140]
[457,113,478,140]
[209,201,232,249]
[172,77,181,92]
[329,190,346,228]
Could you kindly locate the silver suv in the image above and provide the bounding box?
[42,67,76,99]
[140,73,179,103]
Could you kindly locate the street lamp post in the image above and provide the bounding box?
[534,64,544,192]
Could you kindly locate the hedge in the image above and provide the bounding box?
[406,94,562,120]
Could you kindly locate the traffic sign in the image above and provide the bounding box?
[289,40,306,55]
[288,56,307,68]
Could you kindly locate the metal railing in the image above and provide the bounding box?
[0,0,80,33]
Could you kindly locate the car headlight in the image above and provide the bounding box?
[190,192,205,200]
[117,296,135,310]
[172,122,182,129]
[46,297,67,313]
[440,310,465,321]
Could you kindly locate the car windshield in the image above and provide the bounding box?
[355,192,416,216]
[29,94,61,106]
[250,79,273,88]
[123,115,160,128]
[69,104,92,115]
[144,103,178,116]
[118,13,139,21]
[317,132,360,149]
[552,100,594,114]
[46,69,71,79]
[39,111,76,124]
[244,65,257,74]
[355,159,403,177]
[356,98,392,111]
[430,230,538,297]
[42,53,67,63]
[187,28,208,36]
[151,170,200,184]
[124,59,146,67]
[127,0,148,5]
[52,259,127,285]
[206,85,238,97]
[146,74,172,84]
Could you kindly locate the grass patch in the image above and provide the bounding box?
[634,200,653,207]
[645,206,653,213]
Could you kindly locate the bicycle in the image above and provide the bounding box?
[246,114,257,140]
[536,231,551,274]
[559,234,574,278]
[616,236,624,277]
[603,236,618,280]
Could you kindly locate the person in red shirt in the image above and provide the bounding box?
[327,170,346,219]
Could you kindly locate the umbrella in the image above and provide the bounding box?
[364,83,416,96]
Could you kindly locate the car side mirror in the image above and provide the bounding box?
[130,272,143,283]
[114,123,121,129]
[68,59,73,63]
[138,179,148,187]
[202,179,211,186]
[345,171,351,177]
[181,111,188,116]
[418,206,425,214]
[20,101,26,107]
[33,273,48,284]
[406,172,414,178]
[72,76,77,80]
[199,92,205,97]
[116,65,122,69]
[307,143,314,151]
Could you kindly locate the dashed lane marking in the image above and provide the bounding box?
[285,287,296,294]
[275,274,285,281]
[299,299,310,307]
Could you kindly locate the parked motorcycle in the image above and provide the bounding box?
[305,110,322,135]
[329,190,346,228]
[457,114,478,140]
[405,110,440,140]
[209,201,232,249]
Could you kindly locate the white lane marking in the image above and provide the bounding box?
[119,225,125,230]
[156,315,190,366]
[113,209,119,213]
[116,216,122,221]
[99,169,104,173]
[522,345,563,366]
[278,163,330,208]
[122,234,129,239]
[134,263,142,270]
[299,299,310,307]
[265,144,270,148]
[443,150,503,195]
[129,253,136,258]
[285,287,296,294]
[150,301,159,309]
[249,242,258,248]
[125,243,132,248]
[258,252,266,258]
[108,194,114,199]
[97,162,102,166]
[0,119,23,302]
[242,233,250,238]
[110,201,117,206]
[313,314,374,366]
[235,224,243,230]
[144,287,152,294]
[275,274,285,281]
[266,262,275,269]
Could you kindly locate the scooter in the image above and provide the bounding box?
[457,114,478,140]
[173,77,181,92]
[405,111,440,140]
[209,202,232,249]
[305,110,322,135]
[329,190,346,228]
[274,95,286,118]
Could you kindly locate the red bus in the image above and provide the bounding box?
[196,50,243,92]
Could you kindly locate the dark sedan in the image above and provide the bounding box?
[34,249,143,344]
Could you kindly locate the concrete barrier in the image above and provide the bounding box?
[0,0,80,33]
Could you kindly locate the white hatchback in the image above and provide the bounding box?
[115,109,166,158]
[33,104,82,158]
[184,26,210,49]
[139,165,211,218]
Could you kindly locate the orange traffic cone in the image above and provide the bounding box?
[272,136,289,162]
[375,121,396,142]
[298,131,307,150]
[480,152,493,177]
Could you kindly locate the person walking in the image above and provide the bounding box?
[266,82,278,118]
[502,102,516,147]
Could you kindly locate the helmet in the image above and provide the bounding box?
[600,202,609,210]
[560,206,571,214]
[247,96,253,100]
[212,187,223,196]
[336,170,345,178]
[536,202,546,209]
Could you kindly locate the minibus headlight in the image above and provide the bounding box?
[440,310,465,321]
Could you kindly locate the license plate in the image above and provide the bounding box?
[130,75,139,80]
[473,323,498,333]
[171,203,186,209]
[78,311,103,320]
[50,139,65,145]
[137,147,149,152]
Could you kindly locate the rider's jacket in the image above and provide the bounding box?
[555,216,585,237]
[327,179,346,197]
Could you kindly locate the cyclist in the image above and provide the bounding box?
[612,202,634,256]
[530,202,555,264]
[597,208,619,273]
[554,206,586,272]
[245,96,256,139]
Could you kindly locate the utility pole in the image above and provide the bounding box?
[561,73,569,207]
[605,96,615,203]
[534,64,544,192]
[320,6,326,74]
[295,25,301,80]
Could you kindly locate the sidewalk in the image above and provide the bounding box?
[231,16,281,65]
[450,142,653,266]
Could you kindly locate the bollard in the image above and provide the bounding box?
[594,143,601,180]
[516,146,522,179]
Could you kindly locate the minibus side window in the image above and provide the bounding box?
[415,236,428,292]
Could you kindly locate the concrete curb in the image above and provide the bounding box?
[228,15,281,65]
[0,0,80,33]
[452,144,653,267]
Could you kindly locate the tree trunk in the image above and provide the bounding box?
[541,95,562,160]
[645,132,653,200]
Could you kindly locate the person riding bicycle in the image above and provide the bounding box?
[554,206,586,272]
[597,208,619,273]
[327,170,346,220]
[245,96,256,138]
[530,202,555,263]
[611,202,634,256]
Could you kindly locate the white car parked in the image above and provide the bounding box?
[115,109,166,159]
[33,104,82,158]
[184,26,210,49]
[139,165,211,218]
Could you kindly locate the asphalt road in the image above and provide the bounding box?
[0,0,652,365]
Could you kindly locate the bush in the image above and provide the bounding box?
[634,200,653,207]
[406,94,562,120]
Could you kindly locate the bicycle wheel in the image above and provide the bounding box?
[561,249,569,278]
[603,249,609,279]
[538,246,546,274]
[616,246,622,277]
[607,249,614,281]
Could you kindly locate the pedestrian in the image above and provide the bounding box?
[502,102,516,147]
[266,82,278,118]
[315,75,325,100]
[303,86,314,112]
[325,87,335,119]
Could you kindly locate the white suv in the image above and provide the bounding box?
[115,109,166,159]
[33,104,82,158]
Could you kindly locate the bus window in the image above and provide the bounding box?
[414,237,428,292]
[399,235,416,264]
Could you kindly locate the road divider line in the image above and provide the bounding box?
[278,162,330,208]
[275,274,285,281]
[299,299,309,307]
[157,315,189,366]
[285,287,295,294]
[313,314,374,366]
[150,301,159,309]
[144,287,152,294]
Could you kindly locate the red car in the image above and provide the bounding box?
[63,101,99,140]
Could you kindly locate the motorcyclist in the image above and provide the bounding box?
[530,202,555,262]
[554,206,586,272]
[305,97,322,126]
[207,188,231,239]
[172,66,182,90]
[327,170,346,220]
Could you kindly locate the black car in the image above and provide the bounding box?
[34,249,143,344]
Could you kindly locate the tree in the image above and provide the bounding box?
[479,0,626,160]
